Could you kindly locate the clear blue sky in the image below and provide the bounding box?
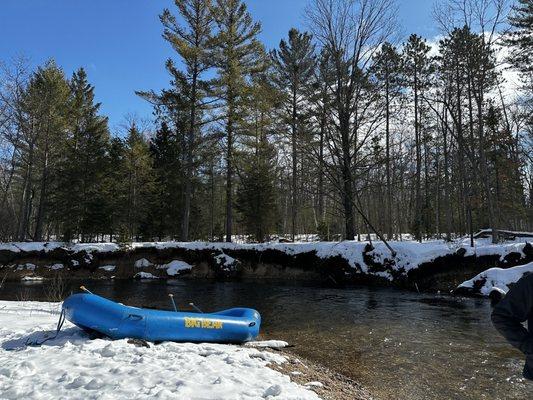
[0,0,437,131]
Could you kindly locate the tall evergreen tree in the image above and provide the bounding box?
[121,124,155,241]
[403,34,433,242]
[52,68,110,241]
[236,71,279,242]
[308,50,334,233]
[373,42,404,239]
[104,137,127,241]
[17,60,70,240]
[271,28,316,241]
[437,27,500,242]
[160,0,214,241]
[148,121,183,240]
[211,0,265,242]
[506,0,533,76]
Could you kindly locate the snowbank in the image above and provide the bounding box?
[245,340,289,349]
[133,272,159,279]
[457,262,533,296]
[214,253,239,271]
[158,260,193,276]
[0,301,319,400]
[1,238,531,288]
[134,258,152,268]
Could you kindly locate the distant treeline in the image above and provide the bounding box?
[0,0,531,244]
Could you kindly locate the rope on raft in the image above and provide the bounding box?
[26,286,91,346]
[25,309,66,347]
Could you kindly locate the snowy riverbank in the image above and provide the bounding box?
[0,300,327,399]
[456,261,533,297]
[1,237,532,293]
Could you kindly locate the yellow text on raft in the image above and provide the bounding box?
[184,317,224,329]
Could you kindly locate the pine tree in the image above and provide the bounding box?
[271,28,316,241]
[17,60,70,241]
[403,35,433,241]
[104,137,127,241]
[121,124,155,241]
[506,0,533,75]
[160,0,213,241]
[236,147,278,242]
[236,71,279,242]
[211,0,266,242]
[52,68,110,241]
[485,103,527,228]
[148,121,184,240]
[308,50,334,233]
[373,42,404,239]
[438,27,500,242]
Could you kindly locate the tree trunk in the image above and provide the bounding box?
[340,114,355,240]
[181,68,198,242]
[443,101,452,241]
[34,135,51,241]
[291,88,297,241]
[17,143,35,241]
[225,96,234,243]
[385,76,393,240]
[414,70,422,242]
[317,109,325,221]
[477,96,498,243]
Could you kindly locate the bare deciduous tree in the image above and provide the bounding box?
[306,0,397,240]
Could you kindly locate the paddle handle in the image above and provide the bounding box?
[189,302,203,313]
[80,286,92,294]
[168,294,178,312]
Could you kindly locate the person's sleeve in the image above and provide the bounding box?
[491,273,533,355]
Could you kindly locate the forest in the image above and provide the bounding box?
[0,0,531,244]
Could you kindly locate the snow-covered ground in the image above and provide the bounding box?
[0,301,319,400]
[457,261,533,296]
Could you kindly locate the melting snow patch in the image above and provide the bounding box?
[458,262,533,296]
[305,381,324,388]
[134,258,152,268]
[245,340,289,349]
[20,276,44,281]
[71,243,119,253]
[158,260,192,276]
[215,253,238,271]
[99,265,116,272]
[47,263,64,270]
[133,272,158,279]
[15,263,36,271]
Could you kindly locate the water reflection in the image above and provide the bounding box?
[1,279,531,399]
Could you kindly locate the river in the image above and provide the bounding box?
[0,279,530,399]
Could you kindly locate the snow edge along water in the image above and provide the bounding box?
[1,238,532,292]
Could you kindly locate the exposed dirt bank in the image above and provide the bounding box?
[1,241,531,294]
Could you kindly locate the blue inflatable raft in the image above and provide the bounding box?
[62,292,261,343]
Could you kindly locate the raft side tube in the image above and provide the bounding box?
[62,293,261,343]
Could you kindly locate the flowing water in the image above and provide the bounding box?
[1,279,531,399]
